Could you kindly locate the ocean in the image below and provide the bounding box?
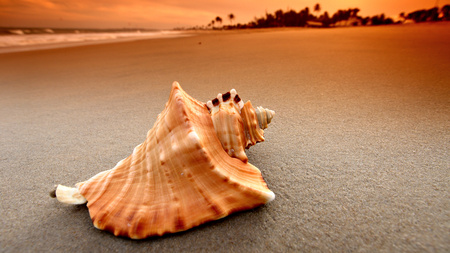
[0,27,190,53]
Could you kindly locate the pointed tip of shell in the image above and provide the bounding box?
[255,106,275,130]
[172,81,181,88]
[266,109,275,124]
[266,191,276,203]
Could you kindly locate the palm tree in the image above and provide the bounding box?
[228,13,235,25]
[314,3,321,18]
[210,20,215,29]
[215,16,223,27]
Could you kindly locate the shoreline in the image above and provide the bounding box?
[2,22,447,54]
[0,31,193,54]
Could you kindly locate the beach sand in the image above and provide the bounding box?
[0,23,449,252]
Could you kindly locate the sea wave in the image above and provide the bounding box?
[0,30,187,48]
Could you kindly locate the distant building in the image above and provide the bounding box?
[334,17,362,27]
[306,21,323,27]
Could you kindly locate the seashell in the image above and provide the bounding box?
[51,82,275,239]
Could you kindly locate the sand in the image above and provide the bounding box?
[0,23,449,252]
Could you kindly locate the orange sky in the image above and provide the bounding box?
[1,0,449,29]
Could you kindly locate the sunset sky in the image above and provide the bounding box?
[1,0,449,29]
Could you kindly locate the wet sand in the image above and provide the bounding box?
[0,23,449,252]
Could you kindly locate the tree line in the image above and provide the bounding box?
[404,6,450,23]
[204,4,450,30]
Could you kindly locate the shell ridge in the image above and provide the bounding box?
[194,104,275,204]
[209,93,248,162]
[161,142,181,234]
[142,139,159,235]
[165,157,184,232]
[197,114,271,192]
[136,136,156,236]
[118,148,149,237]
[91,157,138,232]
[176,96,230,228]
[82,93,176,235]
[79,150,135,204]
[226,109,246,160]
[161,83,195,234]
[241,101,265,148]
[165,131,198,233]
[208,89,272,162]
[141,83,199,236]
[127,104,171,236]
[182,89,271,222]
[189,170,228,219]
[207,150,274,203]
[145,142,164,236]
[80,168,115,206]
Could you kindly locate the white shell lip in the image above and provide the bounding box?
[266,191,276,202]
[53,184,87,205]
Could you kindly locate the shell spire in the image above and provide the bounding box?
[207,89,275,162]
[255,106,275,130]
[51,82,275,239]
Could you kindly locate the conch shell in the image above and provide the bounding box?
[51,82,275,239]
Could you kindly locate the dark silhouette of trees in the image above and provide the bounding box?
[370,14,388,25]
[215,16,222,27]
[251,8,312,27]
[228,13,235,25]
[330,9,355,25]
[407,8,439,22]
[442,5,450,20]
[402,5,450,22]
[206,4,450,30]
[321,11,331,27]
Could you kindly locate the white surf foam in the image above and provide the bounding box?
[0,30,190,53]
